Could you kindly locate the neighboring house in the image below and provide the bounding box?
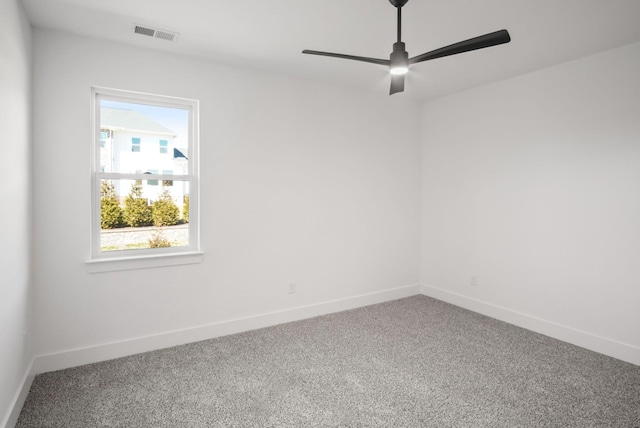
[99,107,188,210]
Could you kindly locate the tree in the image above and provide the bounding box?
[182,195,189,223]
[151,189,180,227]
[123,180,152,227]
[100,181,123,229]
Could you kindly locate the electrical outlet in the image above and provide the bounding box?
[470,276,478,287]
[288,281,296,294]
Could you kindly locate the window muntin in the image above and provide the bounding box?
[91,88,198,260]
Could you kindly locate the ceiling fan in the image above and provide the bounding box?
[302,0,511,95]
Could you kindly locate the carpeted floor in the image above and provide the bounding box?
[16,295,640,427]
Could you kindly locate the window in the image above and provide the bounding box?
[89,87,200,270]
[147,169,159,186]
[162,170,173,187]
[100,131,108,148]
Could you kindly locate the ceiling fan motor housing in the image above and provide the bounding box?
[390,42,409,71]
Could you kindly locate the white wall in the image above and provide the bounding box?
[31,30,421,365]
[0,0,32,426]
[421,41,640,364]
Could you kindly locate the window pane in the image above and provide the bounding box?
[162,169,173,186]
[131,137,141,153]
[147,169,158,186]
[99,179,189,252]
[99,100,189,174]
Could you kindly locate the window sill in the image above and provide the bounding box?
[85,251,204,273]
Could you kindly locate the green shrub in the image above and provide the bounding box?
[182,195,189,223]
[100,181,123,229]
[123,181,152,227]
[101,197,123,229]
[149,228,171,248]
[152,189,180,227]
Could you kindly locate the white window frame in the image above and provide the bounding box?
[87,87,202,273]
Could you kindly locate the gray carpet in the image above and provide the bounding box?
[16,296,640,427]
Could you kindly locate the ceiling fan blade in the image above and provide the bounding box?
[302,50,389,66]
[390,74,405,95]
[409,29,511,65]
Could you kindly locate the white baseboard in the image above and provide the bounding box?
[2,358,34,428]
[32,284,421,375]
[420,284,640,366]
[12,282,637,426]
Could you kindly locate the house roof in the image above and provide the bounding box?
[101,107,176,136]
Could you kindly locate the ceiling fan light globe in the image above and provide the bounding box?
[390,66,408,75]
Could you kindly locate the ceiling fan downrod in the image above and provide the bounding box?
[389,0,409,42]
[396,2,402,43]
[389,0,409,86]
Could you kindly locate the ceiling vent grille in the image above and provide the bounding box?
[133,25,179,42]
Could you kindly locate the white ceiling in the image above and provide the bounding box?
[21,0,640,102]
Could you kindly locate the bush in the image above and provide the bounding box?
[152,189,180,227]
[182,195,189,223]
[123,181,152,227]
[101,197,123,229]
[100,181,123,229]
[149,228,171,248]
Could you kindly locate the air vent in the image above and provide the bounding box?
[154,30,177,42]
[134,25,155,37]
[133,24,179,42]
